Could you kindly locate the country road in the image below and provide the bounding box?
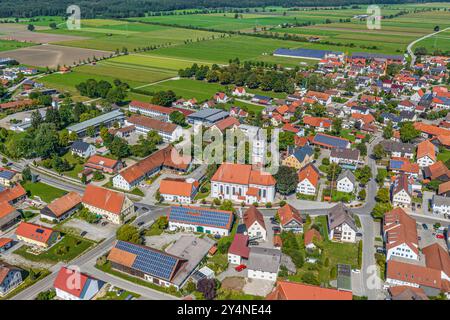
[407,27,450,67]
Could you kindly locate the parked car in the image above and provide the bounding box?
[436,234,445,239]
[249,241,259,246]
[272,226,281,232]
[80,231,87,237]
[102,221,109,226]
[376,247,385,254]
[422,223,428,230]
[137,221,144,227]
[235,264,247,272]
[356,232,363,237]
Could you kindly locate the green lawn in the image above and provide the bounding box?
[22,181,67,203]
[14,235,93,264]
[0,39,35,52]
[61,152,85,179]
[437,149,450,163]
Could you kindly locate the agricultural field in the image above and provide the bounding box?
[0,39,35,52]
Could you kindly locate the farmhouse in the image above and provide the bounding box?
[67,110,125,137]
[247,247,281,282]
[85,155,123,174]
[82,184,135,224]
[391,174,412,208]
[40,192,82,222]
[70,141,96,158]
[168,206,234,236]
[282,145,314,170]
[0,184,26,205]
[380,140,415,159]
[210,163,276,204]
[126,115,182,142]
[416,140,436,168]
[113,146,191,191]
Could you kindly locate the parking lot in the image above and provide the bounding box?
[417,222,447,249]
[62,218,118,242]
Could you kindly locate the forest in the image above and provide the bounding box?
[0,0,436,19]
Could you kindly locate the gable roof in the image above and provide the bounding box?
[168,206,234,231]
[389,286,428,300]
[312,133,350,149]
[213,116,240,132]
[44,192,82,218]
[0,263,21,285]
[15,222,56,244]
[423,161,450,181]
[288,145,314,163]
[304,229,322,246]
[423,243,450,277]
[71,141,92,153]
[159,178,198,197]
[54,267,92,298]
[129,100,174,115]
[393,174,411,197]
[0,201,17,220]
[387,260,442,289]
[330,148,360,161]
[266,281,352,300]
[328,203,357,231]
[86,155,120,169]
[414,122,450,137]
[298,164,320,187]
[337,170,356,185]
[417,140,436,162]
[383,208,418,255]
[228,233,250,258]
[439,180,450,195]
[211,163,275,186]
[277,204,302,227]
[0,184,26,204]
[127,115,179,134]
[243,206,265,231]
[82,184,125,215]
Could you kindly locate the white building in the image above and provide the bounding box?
[70,141,96,158]
[432,195,450,216]
[54,267,102,300]
[126,115,182,143]
[242,206,267,241]
[383,208,419,261]
[159,178,198,204]
[391,174,412,208]
[168,206,233,236]
[416,140,436,168]
[297,164,319,196]
[227,234,250,265]
[327,203,358,243]
[128,100,173,122]
[336,170,356,193]
[247,247,281,282]
[211,163,276,204]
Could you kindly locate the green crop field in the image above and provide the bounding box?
[0,39,35,52]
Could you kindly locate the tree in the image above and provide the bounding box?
[27,24,35,31]
[376,170,387,186]
[332,118,342,135]
[219,200,235,212]
[399,122,419,143]
[358,189,366,200]
[49,22,57,29]
[279,131,294,151]
[355,165,372,185]
[301,272,320,286]
[33,123,60,158]
[327,163,342,181]
[356,143,367,157]
[109,137,130,159]
[151,90,176,106]
[169,111,186,126]
[375,187,390,204]
[373,144,385,160]
[383,121,394,139]
[22,166,32,182]
[116,224,142,244]
[197,278,216,300]
[274,166,299,195]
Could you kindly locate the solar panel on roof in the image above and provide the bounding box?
[115,241,179,281]
[390,160,403,169]
[314,134,348,148]
[169,206,232,229]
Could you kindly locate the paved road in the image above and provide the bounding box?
[407,27,450,66]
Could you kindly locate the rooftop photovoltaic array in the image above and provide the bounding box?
[115,240,179,281]
[169,206,233,229]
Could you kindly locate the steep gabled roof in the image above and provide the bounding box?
[243,205,265,231]
[383,208,418,255]
[82,184,125,215]
[328,203,357,232]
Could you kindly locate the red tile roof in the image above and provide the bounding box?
[0,184,26,204]
[214,116,240,132]
[414,122,450,137]
[387,260,442,289]
[277,204,302,227]
[384,208,418,255]
[0,201,17,220]
[159,178,198,197]
[15,222,56,245]
[129,101,174,115]
[82,184,125,215]
[266,281,352,300]
[46,192,82,218]
[243,206,265,231]
[0,99,33,110]
[54,267,90,298]
[303,116,332,128]
[86,155,120,170]
[417,140,436,162]
[127,115,179,133]
[304,229,322,246]
[423,243,450,277]
[228,234,250,258]
[298,164,320,187]
[211,163,275,186]
[0,237,12,248]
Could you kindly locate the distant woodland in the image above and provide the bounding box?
[0,0,439,19]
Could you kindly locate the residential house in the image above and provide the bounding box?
[168,206,233,236]
[82,184,135,224]
[305,91,332,105]
[380,140,415,159]
[232,87,247,97]
[0,202,20,232]
[126,115,182,142]
[85,155,123,174]
[0,238,13,253]
[214,92,229,104]
[15,222,59,248]
[251,95,272,105]
[266,281,352,300]
[297,164,320,196]
[159,178,199,204]
[423,243,450,283]
[40,192,82,222]
[327,203,358,243]
[414,122,450,139]
[210,163,276,204]
[336,170,356,193]
[423,161,450,182]
[432,195,450,216]
[227,234,250,265]
[242,206,266,241]
[383,208,419,261]
[388,286,428,300]
[416,140,436,168]
[70,141,96,158]
[0,263,22,297]
[277,204,303,233]
[247,247,281,282]
[211,116,240,134]
[0,168,21,187]
[54,267,103,300]
[113,146,191,191]
[392,174,412,208]
[282,145,314,170]
[438,181,450,197]
[303,116,332,132]
[304,229,322,251]
[330,148,361,168]
[389,158,420,178]
[0,184,26,205]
